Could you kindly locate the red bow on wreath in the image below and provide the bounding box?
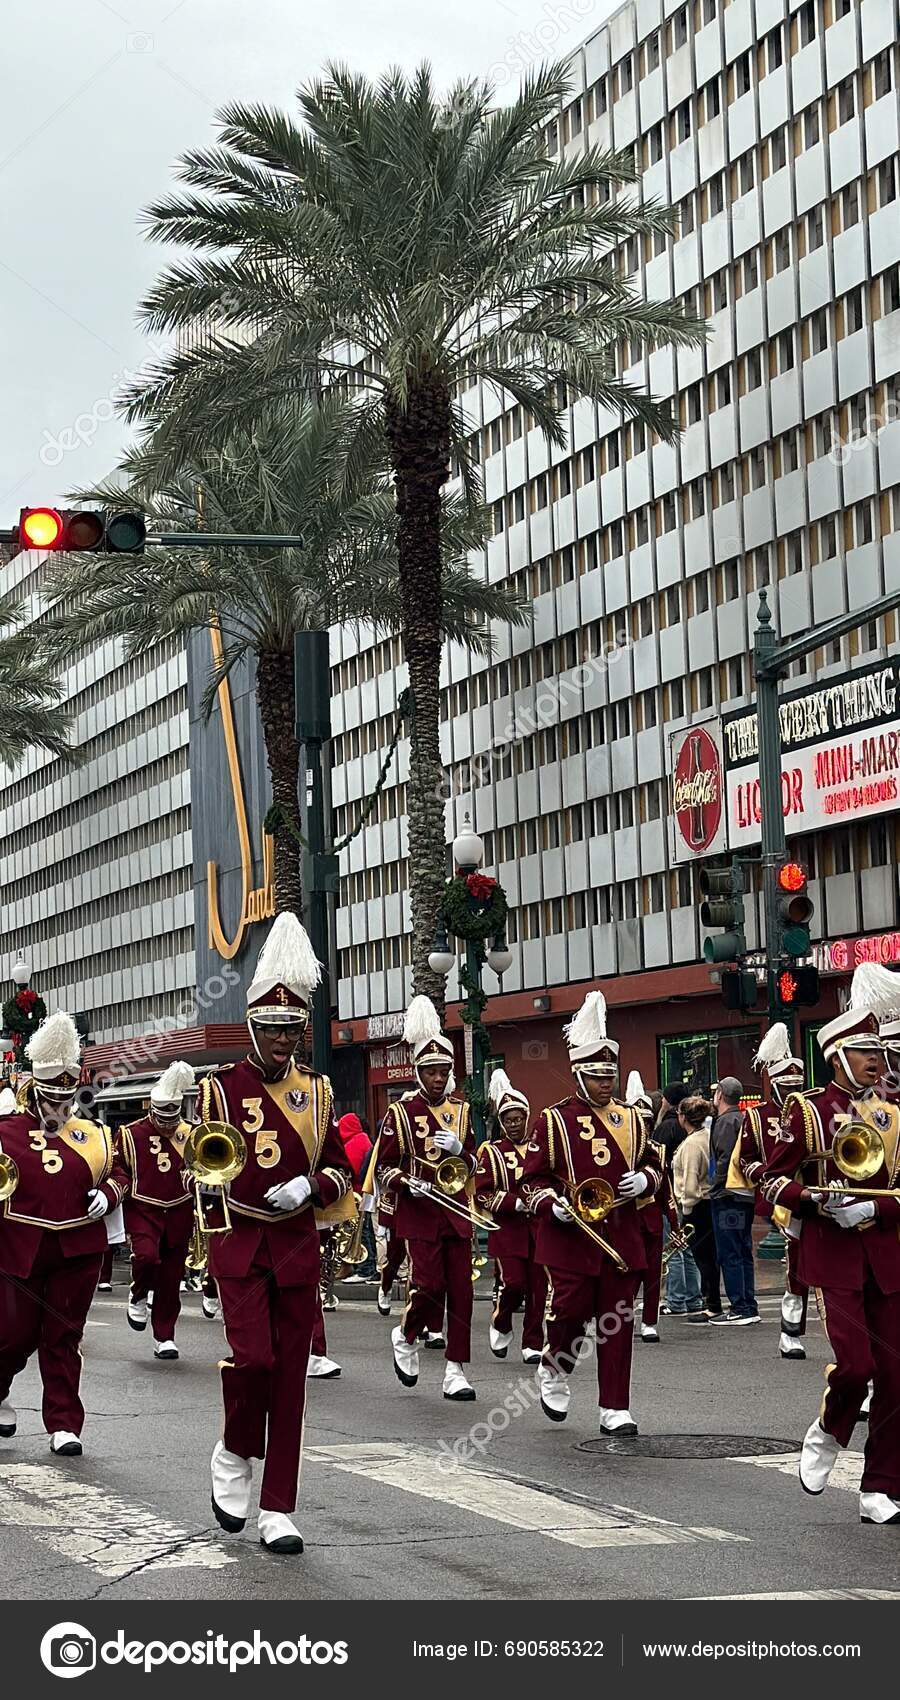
[465,872,497,903]
[15,989,37,1013]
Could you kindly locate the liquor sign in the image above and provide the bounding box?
[814,931,900,976]
[724,657,900,848]
[668,720,727,862]
[366,1013,406,1041]
[367,1041,415,1086]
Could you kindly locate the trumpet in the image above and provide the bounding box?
[183,1121,247,1237]
[0,1152,19,1202]
[800,1119,900,1200]
[410,1155,496,1232]
[662,1221,694,1271]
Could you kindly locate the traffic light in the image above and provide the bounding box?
[721,969,759,1011]
[774,860,814,957]
[777,963,820,1009]
[700,861,746,963]
[16,507,145,555]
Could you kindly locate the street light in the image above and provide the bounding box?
[11,958,30,987]
[429,814,513,1143]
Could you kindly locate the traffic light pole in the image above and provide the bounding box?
[295,630,337,1080]
[754,581,900,1034]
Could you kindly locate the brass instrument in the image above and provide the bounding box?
[555,1177,629,1272]
[662,1221,694,1271]
[183,1218,208,1287]
[0,1152,19,1202]
[801,1119,900,1200]
[333,1199,368,1280]
[183,1121,247,1236]
[411,1154,496,1232]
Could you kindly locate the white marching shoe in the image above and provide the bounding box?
[443,1362,475,1402]
[97,1282,113,1294]
[50,1431,82,1456]
[522,1347,542,1365]
[421,1330,446,1350]
[202,1294,220,1322]
[307,1354,341,1379]
[860,1384,873,1418]
[779,1331,806,1360]
[640,1323,660,1343]
[127,1295,149,1332]
[0,1401,16,1437]
[376,1288,392,1316]
[538,1364,570,1423]
[210,1439,252,1532]
[391,1325,419,1387]
[799,1419,840,1495]
[860,1492,900,1525]
[600,1407,638,1437]
[153,1340,179,1361]
[258,1510,304,1555]
[489,1325,513,1359]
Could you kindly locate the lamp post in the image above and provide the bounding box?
[428,816,513,1144]
[11,958,30,988]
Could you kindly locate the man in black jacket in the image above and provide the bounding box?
[655,1083,689,1161]
[709,1076,759,1325]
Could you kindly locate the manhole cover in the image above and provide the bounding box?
[577,1434,798,1459]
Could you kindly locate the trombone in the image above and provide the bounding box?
[409,1154,496,1233]
[0,1152,19,1203]
[801,1119,900,1201]
[183,1121,247,1237]
[525,1176,629,1273]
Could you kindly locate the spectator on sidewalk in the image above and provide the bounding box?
[655,1082,689,1161]
[709,1077,759,1325]
[672,1096,721,1322]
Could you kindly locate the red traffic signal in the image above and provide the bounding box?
[16,507,145,555]
[19,507,64,550]
[778,963,820,1008]
[779,969,799,1006]
[777,862,807,894]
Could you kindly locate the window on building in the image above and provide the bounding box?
[838,77,855,126]
[735,52,752,97]
[874,49,893,101]
[799,1,816,45]
[770,127,787,173]
[738,151,755,196]
[804,105,820,150]
[765,27,783,72]
[742,250,759,293]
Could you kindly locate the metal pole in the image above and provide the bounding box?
[753,591,793,1043]
[151,531,305,548]
[295,631,334,1080]
[465,935,487,1146]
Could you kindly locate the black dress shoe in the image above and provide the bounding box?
[211,1493,246,1534]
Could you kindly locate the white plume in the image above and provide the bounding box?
[488,1068,515,1109]
[850,962,900,1018]
[625,1070,648,1106]
[402,995,443,1050]
[0,1086,17,1116]
[564,990,608,1050]
[752,1022,792,1070]
[151,1060,195,1105]
[25,1010,80,1073]
[253,912,321,997]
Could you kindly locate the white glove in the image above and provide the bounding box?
[407,1176,432,1197]
[264,1175,312,1212]
[618,1170,649,1199]
[551,1200,572,1224]
[87,1188,110,1219]
[515,1197,527,1213]
[823,1196,875,1229]
[433,1132,463,1156]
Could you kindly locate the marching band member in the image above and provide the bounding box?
[120,1061,196,1361]
[474,1068,546,1366]
[524,993,662,1433]
[197,913,352,1556]
[626,1071,666,1345]
[0,1012,126,1455]
[376,996,477,1401]
[760,970,900,1526]
[732,1023,808,1360]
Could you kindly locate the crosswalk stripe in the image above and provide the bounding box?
[0,1463,236,1579]
[307,1442,747,1550]
[730,1450,864,1492]
[695,1589,900,1600]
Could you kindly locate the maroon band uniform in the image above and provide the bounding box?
[377,1092,476,1364]
[0,1111,126,1437]
[524,1098,662,1407]
[760,1081,900,1500]
[474,1135,547,1354]
[120,1116,195,1344]
[199,1059,351,1512]
[737,1099,809,1341]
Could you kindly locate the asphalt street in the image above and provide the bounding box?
[1,1265,899,1603]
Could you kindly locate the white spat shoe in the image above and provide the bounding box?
[443,1362,475,1402]
[0,1401,15,1438]
[391,1325,419,1387]
[489,1325,513,1359]
[600,1407,638,1436]
[50,1431,82,1456]
[860,1492,900,1525]
[799,1419,840,1495]
[210,1439,252,1532]
[258,1510,304,1554]
[307,1354,341,1379]
[538,1364,570,1423]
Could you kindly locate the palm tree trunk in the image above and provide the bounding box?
[384,377,451,1013]
[256,646,304,916]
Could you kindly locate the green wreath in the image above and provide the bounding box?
[2,987,47,1048]
[441,873,508,943]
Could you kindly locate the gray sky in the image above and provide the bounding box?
[1,0,615,518]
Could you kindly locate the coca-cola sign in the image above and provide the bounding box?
[669,721,726,861]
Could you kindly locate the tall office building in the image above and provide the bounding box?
[328,0,900,1121]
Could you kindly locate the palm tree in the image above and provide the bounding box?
[0,592,77,768]
[120,60,704,995]
[39,395,524,915]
